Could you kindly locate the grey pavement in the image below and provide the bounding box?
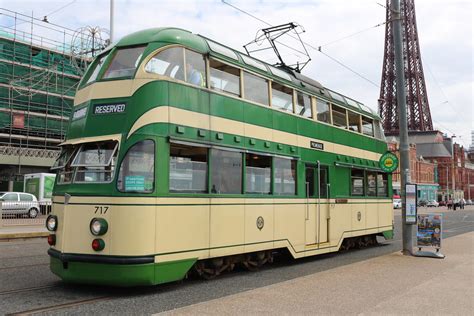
[159,231,474,315]
[0,224,48,240]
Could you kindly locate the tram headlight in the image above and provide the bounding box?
[46,215,58,231]
[90,218,108,236]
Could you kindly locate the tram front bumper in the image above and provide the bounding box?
[48,249,196,287]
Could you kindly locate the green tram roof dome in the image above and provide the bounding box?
[114,27,380,120]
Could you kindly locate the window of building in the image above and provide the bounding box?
[271,82,293,113]
[145,47,185,81]
[367,171,377,196]
[362,117,374,137]
[209,59,240,96]
[295,91,312,118]
[274,158,296,195]
[243,72,269,105]
[246,153,271,194]
[377,173,388,197]
[184,49,206,87]
[316,99,331,123]
[332,104,347,128]
[102,46,146,79]
[170,143,208,192]
[117,140,155,193]
[348,111,361,133]
[351,169,364,196]
[211,149,242,194]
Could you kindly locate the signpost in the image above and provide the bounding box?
[405,183,417,224]
[415,214,445,259]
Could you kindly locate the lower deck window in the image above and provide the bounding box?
[377,173,388,196]
[170,144,208,192]
[351,169,364,196]
[246,153,271,194]
[274,158,296,195]
[367,171,377,196]
[211,149,242,194]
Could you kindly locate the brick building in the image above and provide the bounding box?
[388,142,438,201]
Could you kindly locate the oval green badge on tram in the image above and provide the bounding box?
[379,152,399,173]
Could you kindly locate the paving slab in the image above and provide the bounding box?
[159,232,473,315]
[0,225,48,240]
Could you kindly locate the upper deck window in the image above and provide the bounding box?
[85,55,107,84]
[332,104,347,128]
[207,40,238,60]
[243,72,269,105]
[271,82,293,113]
[102,46,145,79]
[210,59,240,96]
[145,47,185,81]
[241,54,268,72]
[362,117,374,137]
[348,111,361,133]
[185,49,206,87]
[295,91,312,118]
[316,98,331,124]
[345,98,359,109]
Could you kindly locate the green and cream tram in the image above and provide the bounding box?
[46,28,393,286]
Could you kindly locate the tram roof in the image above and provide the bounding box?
[115,27,380,119]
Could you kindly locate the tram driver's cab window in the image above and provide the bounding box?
[71,141,118,183]
[117,140,155,193]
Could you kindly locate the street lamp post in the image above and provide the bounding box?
[391,0,413,255]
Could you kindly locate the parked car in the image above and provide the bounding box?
[426,200,439,207]
[466,199,473,205]
[393,199,402,209]
[0,192,40,218]
[438,200,446,207]
[418,199,428,207]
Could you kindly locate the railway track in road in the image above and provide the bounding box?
[6,296,112,316]
[0,285,57,296]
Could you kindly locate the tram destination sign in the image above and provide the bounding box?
[93,103,126,115]
[310,141,324,150]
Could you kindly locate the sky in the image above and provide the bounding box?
[2,0,473,147]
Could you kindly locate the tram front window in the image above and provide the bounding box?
[71,141,118,183]
[102,46,146,79]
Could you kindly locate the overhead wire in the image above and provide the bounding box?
[221,0,383,88]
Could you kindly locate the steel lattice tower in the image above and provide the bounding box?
[379,0,433,133]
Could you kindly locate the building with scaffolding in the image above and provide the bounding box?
[0,9,106,190]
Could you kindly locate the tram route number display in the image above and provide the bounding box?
[417,214,442,248]
[93,103,126,115]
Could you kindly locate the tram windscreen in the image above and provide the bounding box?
[102,46,146,79]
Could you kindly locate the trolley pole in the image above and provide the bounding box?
[392,0,413,255]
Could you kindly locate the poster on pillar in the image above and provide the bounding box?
[406,183,417,224]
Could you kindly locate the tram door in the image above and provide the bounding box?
[305,165,329,245]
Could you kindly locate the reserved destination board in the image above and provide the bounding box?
[94,103,126,115]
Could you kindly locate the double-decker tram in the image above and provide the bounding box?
[46,28,393,286]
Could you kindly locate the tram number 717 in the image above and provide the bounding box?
[94,206,109,214]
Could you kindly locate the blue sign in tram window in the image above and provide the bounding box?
[125,176,145,191]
